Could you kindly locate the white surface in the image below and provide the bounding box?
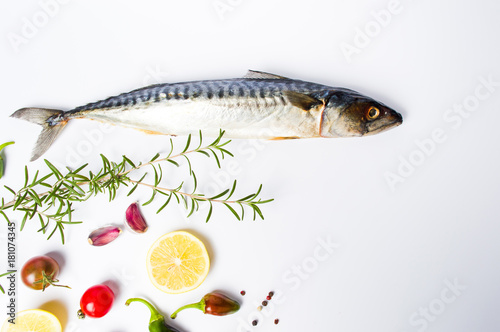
[1,0,500,331]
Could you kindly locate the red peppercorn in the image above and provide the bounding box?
[266,295,272,301]
[274,318,279,324]
[240,290,246,296]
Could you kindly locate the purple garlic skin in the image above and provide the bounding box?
[126,203,148,233]
[88,226,122,246]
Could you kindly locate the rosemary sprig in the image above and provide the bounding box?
[0,131,273,244]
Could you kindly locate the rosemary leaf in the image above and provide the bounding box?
[205,202,213,223]
[224,203,241,221]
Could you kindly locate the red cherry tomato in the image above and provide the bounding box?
[78,284,115,319]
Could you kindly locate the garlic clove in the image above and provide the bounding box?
[88,226,122,246]
[125,203,148,233]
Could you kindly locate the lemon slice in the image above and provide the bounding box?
[1,309,62,332]
[147,230,210,294]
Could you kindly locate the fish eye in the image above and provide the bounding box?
[367,106,380,120]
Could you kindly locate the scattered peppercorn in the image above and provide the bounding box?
[262,301,268,306]
[252,320,258,326]
[257,306,262,311]
[240,290,246,296]
[274,318,279,325]
[269,291,274,297]
[266,295,271,301]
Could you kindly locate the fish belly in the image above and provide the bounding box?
[79,98,321,139]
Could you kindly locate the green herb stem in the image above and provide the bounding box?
[0,131,273,243]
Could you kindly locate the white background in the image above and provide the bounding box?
[1,0,500,331]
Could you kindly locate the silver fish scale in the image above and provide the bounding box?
[69,79,330,114]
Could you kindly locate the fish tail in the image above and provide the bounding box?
[11,108,68,161]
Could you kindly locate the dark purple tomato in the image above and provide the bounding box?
[21,255,69,291]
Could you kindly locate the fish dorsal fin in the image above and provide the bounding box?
[282,91,323,111]
[244,70,288,79]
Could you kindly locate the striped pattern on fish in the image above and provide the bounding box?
[11,70,403,161]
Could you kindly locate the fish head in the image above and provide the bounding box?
[321,90,403,137]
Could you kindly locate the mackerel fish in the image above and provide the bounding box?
[11,70,403,161]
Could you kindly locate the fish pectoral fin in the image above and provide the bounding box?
[243,70,288,79]
[137,128,177,137]
[270,136,300,140]
[137,128,164,135]
[282,91,323,111]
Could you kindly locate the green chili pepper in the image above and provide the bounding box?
[125,298,180,332]
[0,141,14,179]
[170,292,240,319]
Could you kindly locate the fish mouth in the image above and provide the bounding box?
[365,111,403,136]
